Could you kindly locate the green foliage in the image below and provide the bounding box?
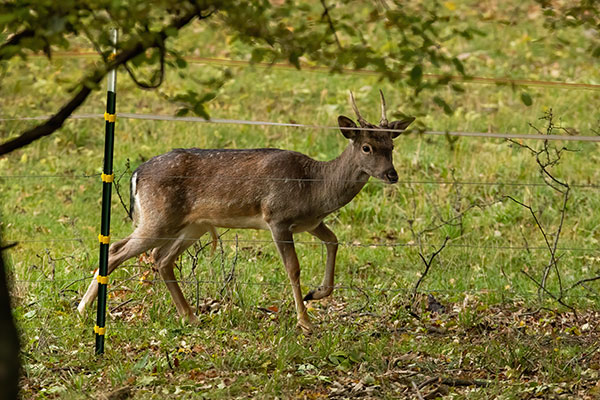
[219,0,473,87]
[521,92,533,106]
[433,95,453,115]
[0,0,483,148]
[537,0,600,55]
[0,1,201,60]
[168,68,232,118]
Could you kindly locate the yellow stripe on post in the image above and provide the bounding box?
[96,275,109,285]
[104,112,116,123]
[101,173,114,183]
[94,325,106,335]
[98,234,110,244]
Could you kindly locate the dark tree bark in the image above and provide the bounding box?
[0,232,20,400]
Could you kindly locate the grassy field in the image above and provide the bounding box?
[2,1,600,398]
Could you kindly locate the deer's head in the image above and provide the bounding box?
[338,90,415,184]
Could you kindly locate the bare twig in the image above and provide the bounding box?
[165,350,174,370]
[419,199,500,235]
[403,175,497,317]
[562,340,600,373]
[320,0,343,50]
[113,160,132,219]
[412,236,450,303]
[519,225,531,254]
[569,275,600,290]
[521,265,576,315]
[177,230,226,314]
[411,380,425,400]
[520,263,559,301]
[419,375,491,389]
[109,298,135,313]
[505,195,559,299]
[220,235,239,303]
[548,189,569,296]
[59,276,90,295]
[349,284,371,314]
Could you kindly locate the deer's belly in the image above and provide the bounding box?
[288,216,325,233]
[200,215,270,230]
[195,212,325,233]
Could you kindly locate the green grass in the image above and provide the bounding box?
[2,1,600,398]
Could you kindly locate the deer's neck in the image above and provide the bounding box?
[315,145,369,213]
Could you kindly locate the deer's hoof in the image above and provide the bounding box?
[303,286,332,302]
[297,317,313,335]
[303,290,316,301]
[183,310,200,326]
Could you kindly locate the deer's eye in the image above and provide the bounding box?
[362,145,372,154]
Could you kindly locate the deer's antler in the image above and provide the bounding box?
[349,91,368,127]
[379,89,389,128]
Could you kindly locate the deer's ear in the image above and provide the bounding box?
[338,115,358,139]
[388,117,415,138]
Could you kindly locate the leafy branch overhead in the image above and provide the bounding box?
[536,0,600,57]
[0,0,476,155]
[0,1,213,155]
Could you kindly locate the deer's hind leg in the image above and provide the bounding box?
[77,230,162,316]
[152,224,211,323]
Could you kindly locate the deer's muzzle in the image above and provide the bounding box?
[384,168,398,184]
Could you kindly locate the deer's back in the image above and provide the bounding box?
[132,148,323,231]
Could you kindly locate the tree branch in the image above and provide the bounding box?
[0,243,17,252]
[123,41,166,89]
[0,82,95,155]
[0,6,207,156]
[320,0,343,50]
[0,29,35,59]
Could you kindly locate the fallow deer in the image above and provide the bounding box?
[77,91,414,333]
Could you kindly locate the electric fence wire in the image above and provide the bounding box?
[4,236,600,253]
[25,52,600,92]
[2,112,600,142]
[13,275,600,300]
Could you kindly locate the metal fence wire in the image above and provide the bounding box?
[2,112,600,142]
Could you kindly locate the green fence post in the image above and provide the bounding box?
[95,28,118,355]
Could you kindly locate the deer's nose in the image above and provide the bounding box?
[385,168,398,183]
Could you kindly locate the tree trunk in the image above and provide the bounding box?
[0,231,20,400]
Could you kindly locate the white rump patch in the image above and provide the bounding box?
[131,171,142,222]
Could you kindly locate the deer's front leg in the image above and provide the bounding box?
[304,222,338,301]
[270,226,313,334]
